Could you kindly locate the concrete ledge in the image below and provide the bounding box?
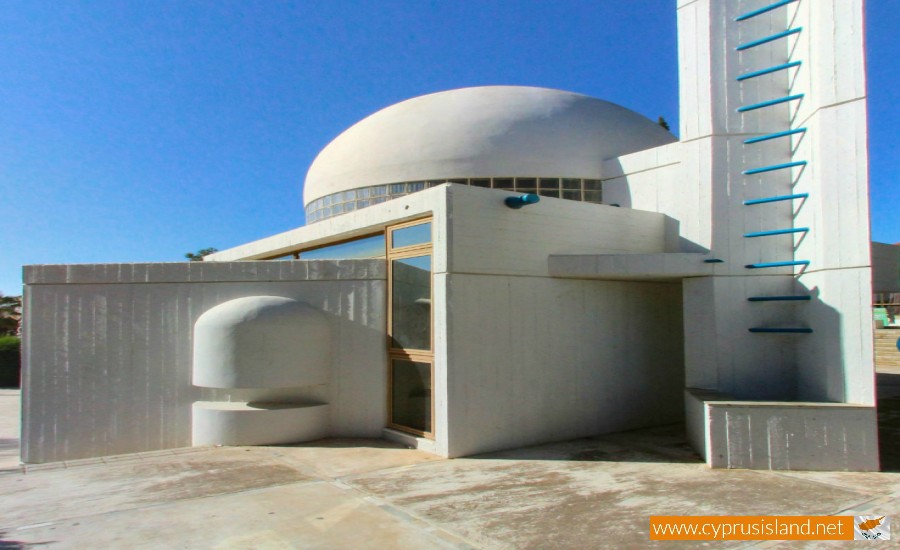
[24,259,386,285]
[192,402,329,446]
[686,389,879,471]
[382,428,437,455]
[549,253,716,281]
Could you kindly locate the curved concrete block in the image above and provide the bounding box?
[193,296,330,389]
[192,401,329,446]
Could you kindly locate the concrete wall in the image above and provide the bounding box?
[441,274,684,457]
[443,184,674,277]
[436,185,683,457]
[22,260,386,463]
[685,389,878,471]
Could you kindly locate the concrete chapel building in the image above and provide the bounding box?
[22,0,881,470]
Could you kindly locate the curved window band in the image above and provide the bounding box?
[305,177,603,223]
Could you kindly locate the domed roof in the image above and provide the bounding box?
[303,86,675,206]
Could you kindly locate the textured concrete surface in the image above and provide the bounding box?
[2,386,899,549]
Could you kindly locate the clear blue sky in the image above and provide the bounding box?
[1,1,896,296]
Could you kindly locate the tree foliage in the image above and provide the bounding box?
[0,294,21,336]
[185,247,219,262]
[657,116,671,131]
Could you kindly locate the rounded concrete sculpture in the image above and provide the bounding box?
[191,296,331,447]
[192,296,330,389]
[303,85,676,207]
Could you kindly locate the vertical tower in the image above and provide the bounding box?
[678,0,876,470]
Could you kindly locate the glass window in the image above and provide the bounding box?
[539,189,560,198]
[391,358,432,433]
[342,190,356,202]
[562,190,582,201]
[373,185,387,196]
[357,187,371,198]
[562,178,581,190]
[344,201,356,212]
[391,221,431,249]
[539,178,560,190]
[584,190,602,202]
[448,178,466,184]
[300,234,386,260]
[515,177,537,192]
[493,178,514,189]
[470,178,490,188]
[427,180,446,187]
[323,194,333,206]
[391,183,406,195]
[584,179,602,190]
[332,203,344,214]
[391,255,432,351]
[409,181,425,192]
[357,199,370,209]
[373,196,387,204]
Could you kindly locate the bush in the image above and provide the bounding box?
[0,336,20,388]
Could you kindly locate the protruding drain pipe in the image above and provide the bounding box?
[504,193,540,209]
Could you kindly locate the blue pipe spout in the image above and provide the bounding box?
[505,194,540,209]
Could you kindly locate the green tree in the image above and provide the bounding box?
[185,247,219,262]
[0,294,22,336]
[657,116,671,131]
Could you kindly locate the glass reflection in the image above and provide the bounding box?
[391,255,431,350]
[391,222,431,249]
[391,358,431,433]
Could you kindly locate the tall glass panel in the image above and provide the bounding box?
[391,255,431,350]
[391,359,432,433]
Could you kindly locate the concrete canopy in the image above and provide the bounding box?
[303,85,676,206]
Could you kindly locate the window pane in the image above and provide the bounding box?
[300,234,386,260]
[584,190,602,202]
[562,178,581,190]
[391,358,431,433]
[584,179,602,190]
[539,189,560,198]
[539,178,560,190]
[391,183,406,195]
[409,181,425,192]
[373,185,388,196]
[562,190,582,201]
[391,222,431,249]
[470,178,490,188]
[391,255,431,350]
[493,178,514,189]
[515,177,537,190]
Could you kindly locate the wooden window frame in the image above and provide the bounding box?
[386,217,434,438]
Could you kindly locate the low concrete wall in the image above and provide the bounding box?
[685,389,879,471]
[22,260,386,463]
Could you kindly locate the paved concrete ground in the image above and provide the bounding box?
[1,387,898,549]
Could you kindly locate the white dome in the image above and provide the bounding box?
[303,86,676,206]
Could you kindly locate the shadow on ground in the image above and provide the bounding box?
[468,423,704,465]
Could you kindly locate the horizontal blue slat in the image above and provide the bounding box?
[744,128,807,144]
[737,27,802,51]
[743,193,808,205]
[743,160,807,175]
[748,295,811,302]
[737,61,802,81]
[745,260,810,269]
[738,94,804,113]
[743,227,809,238]
[735,0,798,22]
[749,327,813,333]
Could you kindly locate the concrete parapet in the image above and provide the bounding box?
[686,389,879,471]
